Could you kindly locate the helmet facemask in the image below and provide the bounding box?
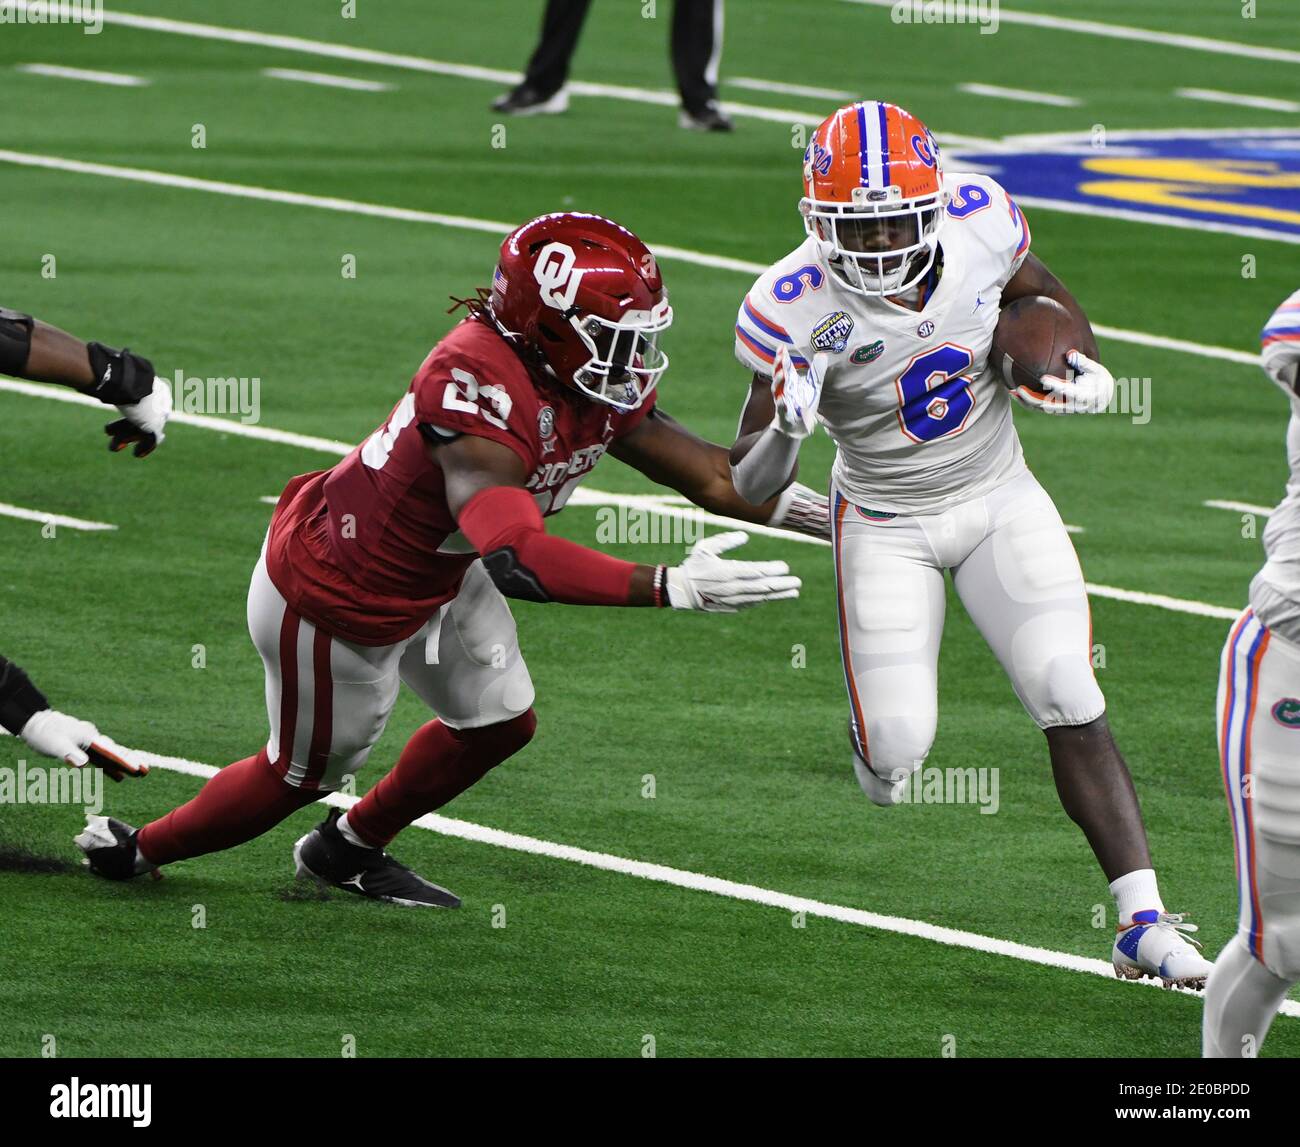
[801,186,947,298]
[567,298,673,412]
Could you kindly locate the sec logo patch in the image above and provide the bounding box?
[917,320,936,338]
[1272,698,1300,729]
[811,310,854,353]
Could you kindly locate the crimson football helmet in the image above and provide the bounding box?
[489,213,672,411]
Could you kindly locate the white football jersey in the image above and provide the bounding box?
[735,172,1032,514]
[1249,290,1300,640]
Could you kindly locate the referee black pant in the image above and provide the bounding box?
[519,0,724,113]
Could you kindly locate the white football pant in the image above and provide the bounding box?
[246,552,535,791]
[1204,610,1300,1057]
[831,469,1105,789]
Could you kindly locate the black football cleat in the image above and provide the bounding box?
[74,814,156,880]
[293,808,460,909]
[678,101,734,132]
[490,84,569,116]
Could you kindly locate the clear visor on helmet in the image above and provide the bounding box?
[801,195,944,297]
[569,299,673,411]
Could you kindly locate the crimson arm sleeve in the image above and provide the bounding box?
[457,485,655,606]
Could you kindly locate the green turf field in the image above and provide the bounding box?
[2,1,1299,1058]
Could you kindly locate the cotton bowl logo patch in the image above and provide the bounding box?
[851,339,885,365]
[811,311,854,353]
[956,129,1300,241]
[537,406,555,439]
[1272,698,1300,729]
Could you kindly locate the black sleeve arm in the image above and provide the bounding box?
[0,654,50,735]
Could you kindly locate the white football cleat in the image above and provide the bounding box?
[1112,910,1213,989]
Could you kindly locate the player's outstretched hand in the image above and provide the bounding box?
[19,709,149,780]
[1031,350,1115,415]
[770,347,826,439]
[665,530,801,612]
[106,376,172,457]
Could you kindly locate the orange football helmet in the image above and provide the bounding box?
[800,101,948,297]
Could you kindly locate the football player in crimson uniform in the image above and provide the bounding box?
[1203,291,1300,1057]
[0,308,168,778]
[75,212,826,905]
[729,101,1211,986]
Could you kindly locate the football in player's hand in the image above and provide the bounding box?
[990,295,1084,399]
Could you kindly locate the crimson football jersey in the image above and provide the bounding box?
[265,317,655,645]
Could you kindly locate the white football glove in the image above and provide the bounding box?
[665,530,801,612]
[1018,350,1115,415]
[107,376,172,457]
[770,347,826,439]
[19,709,147,779]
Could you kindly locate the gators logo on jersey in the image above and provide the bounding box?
[811,311,854,353]
[1272,698,1300,729]
[955,129,1300,242]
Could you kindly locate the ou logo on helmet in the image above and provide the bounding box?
[534,241,586,311]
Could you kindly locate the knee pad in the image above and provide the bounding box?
[854,712,933,790]
[1010,613,1105,728]
[465,707,537,762]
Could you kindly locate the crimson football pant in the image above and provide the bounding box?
[135,554,537,865]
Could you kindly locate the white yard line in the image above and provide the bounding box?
[1176,87,1300,114]
[1204,498,1275,517]
[0,501,116,531]
[0,148,1273,367]
[958,82,1081,108]
[728,77,857,101]
[1083,583,1238,622]
[262,67,393,93]
[840,0,1300,65]
[16,63,148,87]
[32,738,1293,1019]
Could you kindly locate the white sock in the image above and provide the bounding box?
[337,811,376,849]
[1109,868,1164,927]
[1203,935,1294,1058]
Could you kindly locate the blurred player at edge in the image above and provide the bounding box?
[0,307,169,778]
[1203,291,1300,1056]
[75,212,826,906]
[728,101,1212,987]
[492,0,732,132]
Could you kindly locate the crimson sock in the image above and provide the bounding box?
[347,710,536,848]
[136,749,322,865]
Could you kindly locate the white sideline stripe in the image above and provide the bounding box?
[1084,583,1238,622]
[66,740,1294,1017]
[958,83,1081,109]
[1001,125,1300,148]
[0,501,116,531]
[839,0,1300,65]
[0,149,1270,368]
[16,63,149,87]
[1177,88,1300,114]
[1204,498,1275,517]
[728,77,857,101]
[262,68,393,93]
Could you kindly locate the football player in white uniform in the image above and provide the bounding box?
[729,101,1210,986]
[1204,291,1300,1055]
